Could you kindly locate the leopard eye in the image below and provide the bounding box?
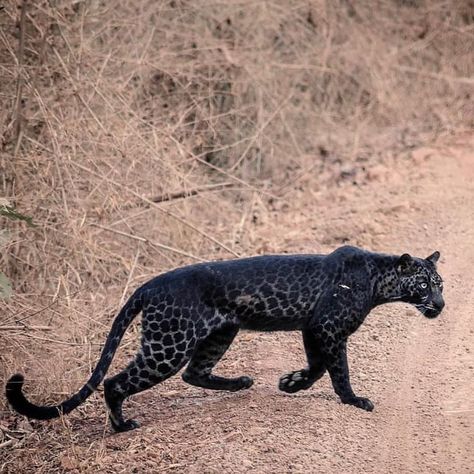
[420,282,428,289]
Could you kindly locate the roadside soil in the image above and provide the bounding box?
[1,134,473,473]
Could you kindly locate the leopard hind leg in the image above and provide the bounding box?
[104,324,195,432]
[182,324,253,392]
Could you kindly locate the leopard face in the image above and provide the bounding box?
[398,251,445,318]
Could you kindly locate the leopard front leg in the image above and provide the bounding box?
[182,324,253,392]
[279,329,326,394]
[322,339,374,411]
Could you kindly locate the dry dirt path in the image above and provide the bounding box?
[372,140,474,473]
[3,136,473,473]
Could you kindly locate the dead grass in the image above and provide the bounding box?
[0,0,473,471]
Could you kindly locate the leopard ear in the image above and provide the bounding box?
[426,251,440,265]
[397,253,414,275]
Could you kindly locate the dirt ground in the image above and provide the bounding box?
[1,134,474,473]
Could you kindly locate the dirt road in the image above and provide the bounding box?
[3,136,473,473]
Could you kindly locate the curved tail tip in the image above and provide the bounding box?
[5,373,64,420]
[6,373,25,396]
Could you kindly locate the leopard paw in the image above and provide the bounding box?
[342,396,374,412]
[278,369,313,394]
[112,418,140,432]
[233,376,254,391]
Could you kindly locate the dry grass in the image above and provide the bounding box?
[0,0,473,470]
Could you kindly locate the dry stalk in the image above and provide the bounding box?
[148,182,234,204]
[13,0,28,157]
[0,325,52,331]
[90,222,206,262]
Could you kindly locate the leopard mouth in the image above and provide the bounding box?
[415,303,442,319]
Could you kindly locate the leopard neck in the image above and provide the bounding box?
[369,254,403,306]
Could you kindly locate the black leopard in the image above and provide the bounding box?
[6,246,445,432]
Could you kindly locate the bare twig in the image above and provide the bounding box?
[0,439,15,449]
[394,65,474,85]
[4,290,82,326]
[0,325,52,331]
[14,334,90,347]
[149,182,234,204]
[13,0,28,156]
[119,248,140,306]
[90,223,206,262]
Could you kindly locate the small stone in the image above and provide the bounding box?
[366,164,389,181]
[411,148,433,164]
[60,454,79,471]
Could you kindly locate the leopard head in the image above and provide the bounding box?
[397,251,445,318]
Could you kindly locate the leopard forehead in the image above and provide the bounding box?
[405,260,443,286]
[429,272,443,285]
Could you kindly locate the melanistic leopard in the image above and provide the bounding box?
[6,246,444,432]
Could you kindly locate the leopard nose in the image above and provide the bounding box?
[433,298,445,312]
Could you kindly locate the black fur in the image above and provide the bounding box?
[6,246,445,432]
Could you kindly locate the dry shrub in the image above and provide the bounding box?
[0,0,472,414]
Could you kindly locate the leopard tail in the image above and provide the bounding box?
[5,288,144,420]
